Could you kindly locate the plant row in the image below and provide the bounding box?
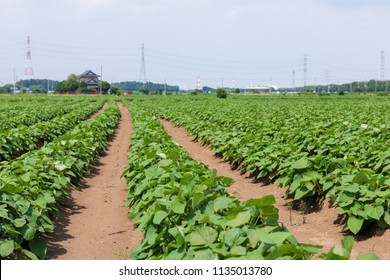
[141,95,390,234]
[122,101,371,260]
[0,100,105,163]
[0,98,91,132]
[0,101,121,259]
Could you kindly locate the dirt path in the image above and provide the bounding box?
[160,119,389,259]
[88,102,108,119]
[46,103,142,260]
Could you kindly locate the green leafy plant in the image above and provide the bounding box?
[0,101,120,259]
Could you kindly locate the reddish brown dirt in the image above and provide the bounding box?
[160,119,390,260]
[46,103,142,260]
[88,102,108,119]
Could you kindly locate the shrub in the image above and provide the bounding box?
[216,88,227,99]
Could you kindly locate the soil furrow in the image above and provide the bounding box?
[46,103,142,260]
[88,101,108,119]
[160,118,389,259]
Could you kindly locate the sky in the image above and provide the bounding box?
[0,0,389,89]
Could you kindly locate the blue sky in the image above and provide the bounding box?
[0,0,389,89]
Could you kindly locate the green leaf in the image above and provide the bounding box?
[35,195,47,209]
[20,223,37,241]
[13,218,26,228]
[294,186,311,200]
[29,237,47,260]
[357,253,380,260]
[302,171,321,182]
[222,228,247,247]
[292,158,310,169]
[259,232,292,245]
[375,189,390,197]
[187,226,218,246]
[22,249,38,260]
[246,226,277,245]
[226,211,251,227]
[323,181,333,191]
[364,204,384,220]
[193,249,217,260]
[347,215,364,234]
[172,200,186,214]
[21,172,35,182]
[213,196,233,212]
[0,240,14,257]
[152,210,168,224]
[0,182,24,193]
[352,172,368,184]
[54,162,67,171]
[245,195,276,208]
[230,245,247,256]
[384,212,390,226]
[341,236,354,252]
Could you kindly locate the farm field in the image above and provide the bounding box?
[0,94,389,260]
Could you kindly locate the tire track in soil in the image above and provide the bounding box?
[46,103,142,260]
[160,119,389,259]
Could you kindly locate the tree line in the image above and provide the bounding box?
[112,81,180,92]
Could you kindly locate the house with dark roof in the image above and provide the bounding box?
[79,70,100,87]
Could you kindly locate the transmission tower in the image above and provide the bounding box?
[380,51,385,81]
[24,36,34,79]
[139,43,147,84]
[292,70,295,91]
[303,54,308,89]
[326,70,330,93]
[196,76,201,90]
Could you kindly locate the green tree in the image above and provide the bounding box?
[109,86,121,95]
[66,74,80,92]
[191,89,200,95]
[0,84,13,93]
[99,81,111,93]
[139,87,149,95]
[216,88,227,99]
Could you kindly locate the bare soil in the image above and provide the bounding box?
[88,102,108,119]
[46,103,142,260]
[160,119,389,259]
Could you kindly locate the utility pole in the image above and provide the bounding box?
[100,65,103,94]
[13,68,16,94]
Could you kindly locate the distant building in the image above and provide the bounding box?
[246,85,279,93]
[79,70,100,87]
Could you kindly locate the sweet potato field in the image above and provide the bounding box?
[0,94,388,260]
